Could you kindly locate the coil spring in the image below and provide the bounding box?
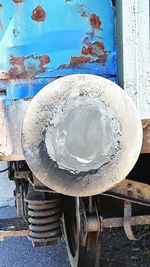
[27,197,61,245]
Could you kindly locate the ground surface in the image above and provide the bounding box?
[0,162,150,267]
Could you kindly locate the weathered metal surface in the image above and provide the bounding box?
[103,215,150,229]
[0,99,30,160]
[141,119,150,153]
[0,217,28,241]
[1,215,149,240]
[22,75,142,196]
[123,201,149,241]
[14,170,31,179]
[0,97,147,160]
[103,179,150,206]
[0,0,117,100]
[116,0,150,119]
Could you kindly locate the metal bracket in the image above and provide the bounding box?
[123,201,150,241]
[14,171,32,179]
[80,198,101,247]
[103,179,150,206]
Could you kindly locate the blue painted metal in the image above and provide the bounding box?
[0,0,117,100]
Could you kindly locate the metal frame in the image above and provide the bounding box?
[103,179,150,206]
[116,0,150,119]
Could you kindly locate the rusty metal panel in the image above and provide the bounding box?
[141,120,150,153]
[103,179,150,206]
[0,0,117,100]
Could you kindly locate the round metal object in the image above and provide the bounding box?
[62,197,101,267]
[22,74,143,196]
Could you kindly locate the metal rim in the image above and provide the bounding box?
[22,74,143,196]
[62,197,101,267]
[62,197,80,267]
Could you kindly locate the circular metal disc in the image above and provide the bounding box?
[22,74,143,196]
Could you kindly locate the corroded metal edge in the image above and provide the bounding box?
[103,179,150,206]
[141,119,150,153]
[103,215,150,229]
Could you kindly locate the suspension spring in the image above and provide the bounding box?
[27,197,61,246]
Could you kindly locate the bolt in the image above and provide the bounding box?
[128,183,132,189]
[128,190,133,196]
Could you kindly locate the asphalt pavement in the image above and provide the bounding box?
[0,205,69,267]
[0,162,69,267]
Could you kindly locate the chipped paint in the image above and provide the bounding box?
[57,10,107,69]
[31,6,46,22]
[82,38,107,64]
[1,55,50,80]
[70,56,90,65]
[0,1,117,99]
[90,14,101,29]
[10,56,24,66]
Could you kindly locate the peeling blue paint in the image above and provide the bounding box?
[0,0,117,100]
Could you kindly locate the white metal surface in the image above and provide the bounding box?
[0,100,30,161]
[117,0,150,119]
[22,74,142,196]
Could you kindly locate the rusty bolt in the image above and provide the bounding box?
[127,190,133,196]
[127,183,132,189]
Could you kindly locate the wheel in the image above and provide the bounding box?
[62,197,101,267]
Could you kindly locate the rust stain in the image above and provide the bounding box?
[13,0,23,3]
[38,55,50,66]
[1,55,50,80]
[141,119,150,153]
[57,11,107,69]
[10,55,24,66]
[58,56,90,69]
[81,38,107,64]
[7,67,29,80]
[70,56,90,65]
[90,14,101,29]
[31,6,46,22]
